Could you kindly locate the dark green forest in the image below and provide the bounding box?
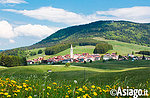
[0,54,27,67]
[29,20,150,49]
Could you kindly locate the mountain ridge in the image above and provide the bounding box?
[20,20,150,49]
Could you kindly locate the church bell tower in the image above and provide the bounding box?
[70,44,73,59]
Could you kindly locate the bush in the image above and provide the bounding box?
[38,50,43,54]
[30,52,36,56]
[93,43,113,54]
[90,60,92,63]
[65,63,70,67]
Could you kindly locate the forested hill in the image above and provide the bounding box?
[30,20,150,49]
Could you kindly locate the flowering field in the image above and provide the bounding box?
[0,77,149,98]
[0,77,112,98]
[0,64,150,98]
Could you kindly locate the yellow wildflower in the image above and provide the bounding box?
[28,96,32,98]
[47,92,50,95]
[17,86,22,89]
[0,92,3,95]
[4,92,8,96]
[47,86,51,89]
[25,80,29,82]
[65,95,69,98]
[83,95,86,98]
[7,95,11,97]
[91,85,95,88]
[14,93,17,96]
[78,88,83,92]
[25,88,29,91]
[53,82,57,85]
[93,92,98,96]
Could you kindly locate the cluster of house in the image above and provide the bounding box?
[27,53,150,65]
[27,53,101,65]
[27,45,150,65]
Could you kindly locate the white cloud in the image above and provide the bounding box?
[0,20,16,39]
[0,0,27,4]
[2,7,97,25]
[9,39,15,43]
[96,6,150,23]
[14,24,60,38]
[0,20,60,41]
[3,6,150,24]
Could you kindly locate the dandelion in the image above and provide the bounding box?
[53,82,57,85]
[7,95,11,97]
[93,92,98,96]
[83,95,86,98]
[47,86,51,89]
[78,88,83,92]
[25,80,29,82]
[0,92,3,95]
[28,96,32,98]
[65,95,69,98]
[17,86,22,89]
[14,93,17,96]
[47,92,50,95]
[4,92,8,96]
[25,88,29,91]
[91,85,95,89]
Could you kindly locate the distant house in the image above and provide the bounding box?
[62,59,71,64]
[103,54,112,60]
[27,60,34,65]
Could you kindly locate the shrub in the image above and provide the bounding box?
[65,63,70,67]
[93,43,113,54]
[38,50,43,54]
[90,60,92,63]
[30,52,36,56]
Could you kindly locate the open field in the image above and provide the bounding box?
[0,60,150,97]
[1,60,150,85]
[94,37,150,56]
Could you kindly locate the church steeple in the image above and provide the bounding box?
[70,44,73,59]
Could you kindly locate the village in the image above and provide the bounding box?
[27,45,150,65]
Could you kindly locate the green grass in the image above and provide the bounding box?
[1,60,150,86]
[1,61,150,97]
[73,60,150,70]
[94,37,150,56]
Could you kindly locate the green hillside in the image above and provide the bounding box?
[27,38,150,60]
[29,20,150,49]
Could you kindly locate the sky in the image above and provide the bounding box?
[0,0,150,50]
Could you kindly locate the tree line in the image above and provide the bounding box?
[136,51,150,55]
[0,54,27,67]
[45,44,71,55]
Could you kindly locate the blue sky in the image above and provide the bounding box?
[0,0,150,50]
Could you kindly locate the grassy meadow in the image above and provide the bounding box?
[94,37,150,56]
[0,60,150,97]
